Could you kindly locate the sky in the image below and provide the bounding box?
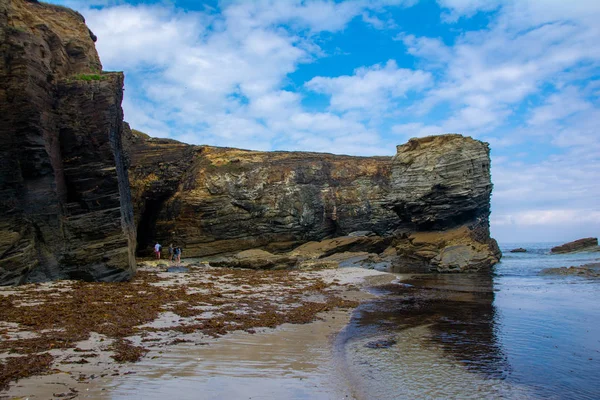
[48,0,600,243]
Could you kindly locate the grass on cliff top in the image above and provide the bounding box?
[132,129,151,139]
[72,73,107,81]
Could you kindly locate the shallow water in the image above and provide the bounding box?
[83,310,355,400]
[336,243,600,399]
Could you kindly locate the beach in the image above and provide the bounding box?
[1,261,393,399]
[3,244,600,399]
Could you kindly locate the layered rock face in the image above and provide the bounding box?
[387,136,501,272]
[551,238,599,254]
[128,133,500,272]
[0,0,136,285]
[128,132,397,256]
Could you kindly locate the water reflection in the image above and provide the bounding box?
[335,272,528,399]
[401,273,507,378]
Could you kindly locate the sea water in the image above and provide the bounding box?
[336,243,600,399]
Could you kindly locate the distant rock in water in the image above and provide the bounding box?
[551,238,599,254]
[541,263,600,277]
[510,248,527,253]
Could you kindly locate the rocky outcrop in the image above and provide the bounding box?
[385,136,500,272]
[387,135,493,231]
[123,126,197,256]
[0,0,135,285]
[206,235,391,270]
[551,238,599,254]
[510,248,527,253]
[541,263,600,277]
[128,133,500,272]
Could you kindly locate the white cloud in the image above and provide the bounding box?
[89,5,207,69]
[60,0,423,154]
[492,210,600,227]
[306,60,431,113]
[399,0,600,140]
[396,34,451,66]
[527,87,592,126]
[391,122,446,139]
[436,0,502,22]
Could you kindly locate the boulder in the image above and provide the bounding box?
[541,263,600,277]
[210,249,296,270]
[431,244,499,273]
[393,226,500,273]
[510,248,527,253]
[551,238,599,254]
[289,236,391,259]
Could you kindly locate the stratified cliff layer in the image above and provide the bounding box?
[127,129,397,256]
[128,132,500,272]
[0,0,135,285]
[388,136,501,272]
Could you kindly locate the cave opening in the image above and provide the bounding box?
[136,195,168,256]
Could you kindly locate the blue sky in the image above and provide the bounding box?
[49,0,600,243]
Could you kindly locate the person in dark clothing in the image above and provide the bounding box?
[173,246,181,263]
[168,244,174,262]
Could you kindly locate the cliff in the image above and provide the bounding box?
[0,1,500,283]
[128,132,501,272]
[0,0,136,285]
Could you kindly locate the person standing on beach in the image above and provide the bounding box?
[154,242,161,260]
[173,246,181,263]
[168,244,174,262]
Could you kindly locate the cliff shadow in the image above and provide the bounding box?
[136,194,170,256]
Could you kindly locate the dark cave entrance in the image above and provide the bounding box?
[136,195,168,256]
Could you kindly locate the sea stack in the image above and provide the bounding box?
[0,0,136,285]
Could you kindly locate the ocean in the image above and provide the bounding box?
[336,242,600,399]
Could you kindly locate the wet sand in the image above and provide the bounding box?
[2,264,393,399]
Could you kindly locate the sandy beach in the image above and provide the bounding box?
[1,261,394,399]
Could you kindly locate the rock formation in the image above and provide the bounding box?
[0,1,501,284]
[510,248,527,253]
[541,263,600,277]
[128,133,501,272]
[0,0,135,285]
[550,238,599,254]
